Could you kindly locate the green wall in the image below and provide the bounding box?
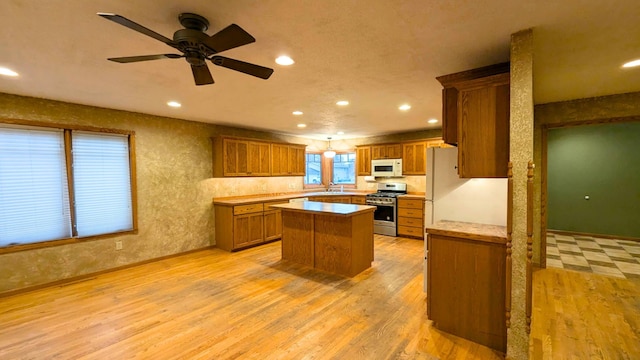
[547,122,640,238]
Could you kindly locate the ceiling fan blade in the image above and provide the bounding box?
[211,56,274,79]
[203,24,255,54]
[191,64,214,85]
[108,54,182,63]
[98,13,177,49]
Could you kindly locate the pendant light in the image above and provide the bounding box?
[324,137,336,158]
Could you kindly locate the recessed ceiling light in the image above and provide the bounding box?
[428,118,438,124]
[622,59,640,68]
[337,131,344,135]
[167,101,181,108]
[297,123,307,128]
[336,100,349,106]
[292,111,303,115]
[275,56,294,66]
[0,67,19,77]
[399,104,411,111]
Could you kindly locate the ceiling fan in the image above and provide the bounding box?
[97,12,274,85]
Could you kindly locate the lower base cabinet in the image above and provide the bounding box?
[427,233,507,353]
[215,201,286,251]
[263,208,282,241]
[397,198,424,239]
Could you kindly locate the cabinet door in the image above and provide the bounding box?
[248,142,271,176]
[402,141,427,175]
[442,87,459,145]
[289,146,306,175]
[263,209,282,241]
[223,139,249,176]
[387,144,402,159]
[351,195,366,204]
[233,212,264,248]
[458,75,510,178]
[356,146,371,175]
[271,144,288,176]
[371,145,385,160]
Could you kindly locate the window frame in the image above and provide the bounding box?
[303,151,324,189]
[0,118,137,254]
[303,150,357,190]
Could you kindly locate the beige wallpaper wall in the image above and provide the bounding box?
[0,93,435,294]
[0,93,316,294]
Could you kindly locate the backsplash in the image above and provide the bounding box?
[202,176,304,198]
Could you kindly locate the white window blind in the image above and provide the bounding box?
[0,127,72,246]
[72,132,133,237]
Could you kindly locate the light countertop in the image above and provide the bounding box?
[271,201,376,217]
[425,220,507,244]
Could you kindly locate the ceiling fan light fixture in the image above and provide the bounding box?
[324,137,336,158]
[622,59,640,68]
[276,56,294,66]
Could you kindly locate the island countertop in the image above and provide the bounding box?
[425,220,507,244]
[271,201,375,217]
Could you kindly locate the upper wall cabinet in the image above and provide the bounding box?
[212,137,305,177]
[402,139,445,175]
[356,146,371,175]
[272,143,306,176]
[371,143,402,160]
[436,63,510,178]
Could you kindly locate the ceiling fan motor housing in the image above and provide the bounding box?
[178,13,209,31]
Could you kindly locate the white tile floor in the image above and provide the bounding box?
[546,232,640,279]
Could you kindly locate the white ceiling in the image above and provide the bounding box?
[1,0,639,140]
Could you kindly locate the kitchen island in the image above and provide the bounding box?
[425,220,508,353]
[271,201,376,277]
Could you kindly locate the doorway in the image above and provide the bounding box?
[541,118,640,279]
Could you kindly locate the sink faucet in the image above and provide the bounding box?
[327,181,334,192]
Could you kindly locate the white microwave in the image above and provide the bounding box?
[371,159,403,177]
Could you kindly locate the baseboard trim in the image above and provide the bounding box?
[548,229,639,242]
[0,246,215,299]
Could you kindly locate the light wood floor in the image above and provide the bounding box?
[0,235,502,359]
[1,236,638,359]
[530,266,640,360]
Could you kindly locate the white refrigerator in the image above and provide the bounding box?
[423,147,507,292]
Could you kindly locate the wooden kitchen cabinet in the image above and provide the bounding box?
[213,137,271,177]
[371,143,402,159]
[263,209,282,241]
[213,137,306,177]
[356,146,371,175]
[271,143,306,176]
[426,222,507,353]
[215,201,285,251]
[351,195,367,205]
[402,141,427,175]
[436,62,510,178]
[397,198,424,239]
[233,212,264,248]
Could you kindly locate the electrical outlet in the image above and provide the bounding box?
[261,183,267,192]
[115,240,123,250]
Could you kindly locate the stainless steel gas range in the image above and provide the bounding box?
[365,183,407,236]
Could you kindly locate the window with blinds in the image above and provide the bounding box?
[0,124,135,248]
[72,132,133,237]
[0,127,72,245]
